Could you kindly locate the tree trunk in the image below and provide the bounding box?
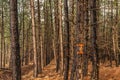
[37,0,42,73]
[64,0,70,80]
[0,1,4,68]
[58,0,64,74]
[10,0,21,79]
[30,0,38,77]
[21,0,25,66]
[54,0,60,72]
[90,0,99,80]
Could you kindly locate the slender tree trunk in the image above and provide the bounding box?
[83,0,89,76]
[1,1,4,68]
[69,0,74,60]
[25,28,29,65]
[37,0,42,73]
[22,0,25,66]
[54,0,60,72]
[3,40,5,68]
[30,0,38,77]
[64,0,70,80]
[115,0,119,67]
[90,0,99,80]
[58,0,64,74]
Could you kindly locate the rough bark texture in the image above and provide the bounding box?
[90,0,99,80]
[10,0,21,80]
[64,0,70,80]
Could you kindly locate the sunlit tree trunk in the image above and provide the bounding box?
[30,0,38,77]
[58,0,64,73]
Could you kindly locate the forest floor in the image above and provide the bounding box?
[0,60,120,80]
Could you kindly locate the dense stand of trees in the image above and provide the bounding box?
[0,0,120,80]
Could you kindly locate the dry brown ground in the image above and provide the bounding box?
[0,61,120,80]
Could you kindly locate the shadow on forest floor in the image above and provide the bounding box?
[0,61,120,80]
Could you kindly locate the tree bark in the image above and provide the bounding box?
[30,0,38,77]
[58,0,64,74]
[64,0,70,80]
[10,0,21,80]
[37,0,42,73]
[90,0,99,80]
